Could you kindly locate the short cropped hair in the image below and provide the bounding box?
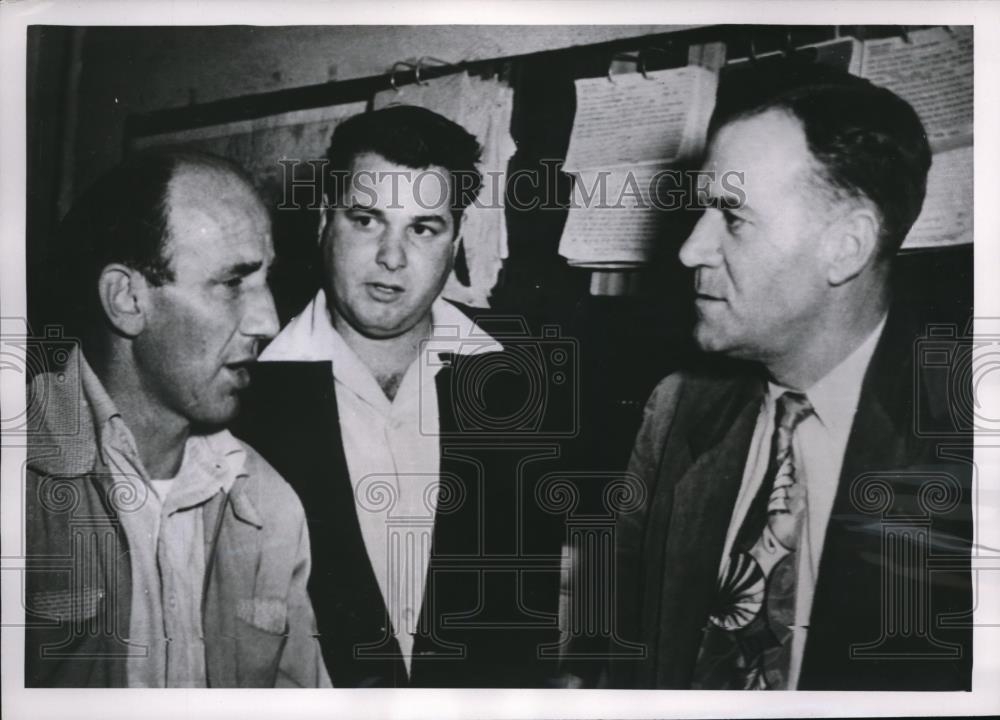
[708,67,931,256]
[325,105,484,225]
[50,147,254,345]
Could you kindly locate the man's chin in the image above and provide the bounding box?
[190,398,241,432]
[692,325,738,356]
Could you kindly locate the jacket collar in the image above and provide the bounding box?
[28,347,261,526]
[28,346,100,476]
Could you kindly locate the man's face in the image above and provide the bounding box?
[322,152,456,340]
[679,110,835,366]
[134,165,278,428]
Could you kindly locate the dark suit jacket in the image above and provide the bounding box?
[610,310,973,690]
[233,330,571,687]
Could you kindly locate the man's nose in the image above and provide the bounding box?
[243,284,280,341]
[678,210,724,269]
[375,227,407,271]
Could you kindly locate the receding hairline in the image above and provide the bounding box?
[160,153,270,267]
[712,107,870,222]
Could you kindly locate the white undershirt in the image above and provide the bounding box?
[719,314,887,688]
[261,289,501,673]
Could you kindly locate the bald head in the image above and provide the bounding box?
[52,148,266,348]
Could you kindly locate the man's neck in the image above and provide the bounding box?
[764,303,888,391]
[333,312,433,401]
[94,353,190,479]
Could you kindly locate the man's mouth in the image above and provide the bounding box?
[224,360,254,387]
[694,292,725,302]
[366,281,405,301]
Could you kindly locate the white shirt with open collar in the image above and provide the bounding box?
[260,288,502,673]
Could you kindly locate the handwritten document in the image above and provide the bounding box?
[560,164,674,266]
[861,26,973,151]
[858,26,974,249]
[560,66,718,266]
[902,145,973,250]
[564,66,717,172]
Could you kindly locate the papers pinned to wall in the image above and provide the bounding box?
[374,72,516,308]
[558,65,718,267]
[858,26,974,251]
[861,26,973,153]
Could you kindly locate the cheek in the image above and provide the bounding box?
[150,297,230,364]
[328,236,372,281]
[415,244,454,289]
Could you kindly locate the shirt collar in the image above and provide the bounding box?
[78,348,143,471]
[161,432,247,515]
[767,314,888,434]
[78,347,247,512]
[262,288,503,362]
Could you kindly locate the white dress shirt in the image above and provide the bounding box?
[261,289,501,673]
[718,315,887,688]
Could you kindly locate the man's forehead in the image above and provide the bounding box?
[342,151,453,213]
[165,164,272,264]
[703,110,814,198]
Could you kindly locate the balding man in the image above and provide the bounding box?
[25,149,330,687]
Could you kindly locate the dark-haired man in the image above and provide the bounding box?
[25,149,330,687]
[610,74,972,690]
[236,105,563,687]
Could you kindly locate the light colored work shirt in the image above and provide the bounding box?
[261,288,501,673]
[718,314,886,689]
[80,357,246,687]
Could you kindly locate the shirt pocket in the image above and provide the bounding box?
[29,586,104,623]
[236,597,288,636]
[234,597,289,687]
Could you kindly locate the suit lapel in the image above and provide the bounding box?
[799,311,920,687]
[644,375,765,688]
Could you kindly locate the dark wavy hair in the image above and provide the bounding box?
[325,104,483,226]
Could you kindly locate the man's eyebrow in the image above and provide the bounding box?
[717,193,749,212]
[346,204,384,215]
[222,260,264,277]
[412,213,448,225]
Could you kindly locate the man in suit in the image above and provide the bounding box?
[235,105,565,687]
[25,149,330,687]
[610,73,972,690]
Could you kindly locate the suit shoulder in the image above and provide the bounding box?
[643,367,743,409]
[641,365,761,430]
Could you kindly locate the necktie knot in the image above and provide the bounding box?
[775,391,813,434]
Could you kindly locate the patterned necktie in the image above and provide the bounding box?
[692,390,814,690]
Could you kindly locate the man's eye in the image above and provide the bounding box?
[722,210,746,232]
[352,214,375,228]
[223,277,243,289]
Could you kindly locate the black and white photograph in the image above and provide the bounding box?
[1,2,998,718]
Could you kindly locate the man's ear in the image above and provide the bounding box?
[824,206,881,286]
[97,264,150,337]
